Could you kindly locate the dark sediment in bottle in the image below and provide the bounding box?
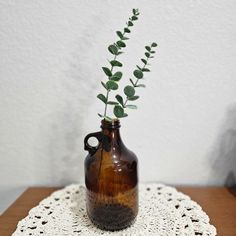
[89,203,136,231]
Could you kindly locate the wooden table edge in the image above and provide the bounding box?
[0,186,235,236]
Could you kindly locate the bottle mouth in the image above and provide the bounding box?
[101,118,120,129]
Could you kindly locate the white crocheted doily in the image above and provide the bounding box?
[13,184,216,236]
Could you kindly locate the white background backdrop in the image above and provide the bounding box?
[0,0,236,200]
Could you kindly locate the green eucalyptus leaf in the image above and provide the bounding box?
[133,69,143,79]
[102,67,112,77]
[141,59,147,64]
[110,60,123,67]
[131,16,138,21]
[107,101,119,105]
[108,45,118,55]
[97,94,107,104]
[152,42,158,47]
[145,46,151,51]
[115,95,124,107]
[116,31,123,39]
[145,52,150,58]
[150,51,155,54]
[124,28,131,33]
[106,81,118,90]
[126,104,137,109]
[136,84,146,88]
[113,105,124,118]
[101,81,107,89]
[128,21,133,26]
[115,43,120,49]
[124,85,135,97]
[114,71,122,78]
[128,95,139,101]
[110,76,121,81]
[130,78,135,86]
[136,65,142,70]
[98,114,113,121]
[122,36,129,40]
[142,68,150,72]
[117,41,126,48]
[104,116,113,121]
[132,9,136,15]
[110,71,122,81]
[117,51,123,55]
[122,113,128,117]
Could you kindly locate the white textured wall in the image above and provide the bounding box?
[0,0,236,190]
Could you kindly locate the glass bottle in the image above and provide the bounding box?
[84,119,138,230]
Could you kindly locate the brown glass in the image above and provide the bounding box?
[84,119,138,231]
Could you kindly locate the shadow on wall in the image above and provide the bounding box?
[45,101,90,186]
[40,13,106,186]
[209,103,236,187]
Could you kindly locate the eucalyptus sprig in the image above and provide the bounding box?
[97,8,157,121]
[97,8,140,121]
[113,43,158,118]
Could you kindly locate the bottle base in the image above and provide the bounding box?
[87,203,137,231]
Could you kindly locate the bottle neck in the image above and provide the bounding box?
[101,119,122,143]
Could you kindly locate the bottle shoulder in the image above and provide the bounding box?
[85,145,138,168]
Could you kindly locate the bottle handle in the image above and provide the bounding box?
[84,131,103,155]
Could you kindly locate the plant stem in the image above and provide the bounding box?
[103,54,116,117]
[123,47,152,107]
[102,26,130,118]
[103,90,109,117]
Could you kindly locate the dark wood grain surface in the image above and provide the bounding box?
[0,187,235,236]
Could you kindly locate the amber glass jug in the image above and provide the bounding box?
[84,119,138,230]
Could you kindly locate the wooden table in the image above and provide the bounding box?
[0,187,235,236]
